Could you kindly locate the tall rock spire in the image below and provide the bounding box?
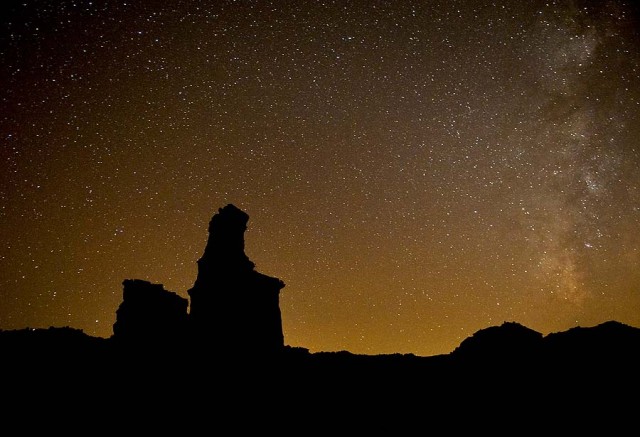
[196,203,255,276]
[187,204,285,354]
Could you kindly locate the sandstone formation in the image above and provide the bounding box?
[112,279,189,346]
[111,204,286,356]
[187,204,285,354]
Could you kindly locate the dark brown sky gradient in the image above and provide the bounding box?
[1,0,639,356]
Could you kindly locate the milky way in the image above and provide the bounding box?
[1,0,639,356]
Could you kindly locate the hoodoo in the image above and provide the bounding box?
[187,204,285,354]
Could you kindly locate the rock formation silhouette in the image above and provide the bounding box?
[109,204,286,356]
[187,204,285,354]
[2,205,640,432]
[112,279,189,348]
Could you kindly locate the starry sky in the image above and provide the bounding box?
[1,0,639,357]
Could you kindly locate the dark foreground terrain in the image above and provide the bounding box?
[5,205,632,430]
[2,320,638,432]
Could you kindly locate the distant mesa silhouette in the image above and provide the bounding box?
[451,321,544,363]
[449,319,640,376]
[541,319,640,364]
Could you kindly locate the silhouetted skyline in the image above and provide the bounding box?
[1,1,639,356]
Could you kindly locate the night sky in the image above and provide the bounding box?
[2,0,639,357]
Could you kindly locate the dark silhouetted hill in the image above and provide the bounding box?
[2,319,638,382]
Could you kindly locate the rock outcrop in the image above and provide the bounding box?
[187,204,285,354]
[110,204,286,356]
[112,279,189,347]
